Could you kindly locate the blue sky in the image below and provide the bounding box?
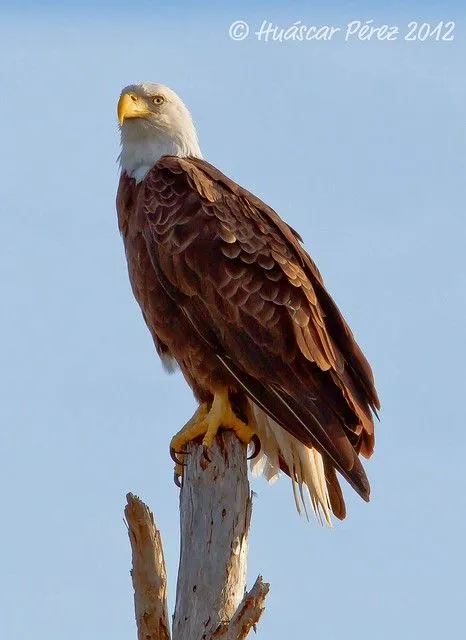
[1,2,465,639]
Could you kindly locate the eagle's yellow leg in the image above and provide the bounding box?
[171,403,210,454]
[170,388,256,459]
[202,388,256,447]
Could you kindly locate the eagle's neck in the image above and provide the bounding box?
[119,125,202,183]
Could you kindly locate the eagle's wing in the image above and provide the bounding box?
[141,156,380,501]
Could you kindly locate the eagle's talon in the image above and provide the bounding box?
[170,392,257,470]
[247,434,261,460]
[174,470,183,488]
[170,447,188,466]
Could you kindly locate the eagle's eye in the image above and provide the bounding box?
[153,95,165,105]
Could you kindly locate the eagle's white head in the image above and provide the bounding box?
[118,82,202,182]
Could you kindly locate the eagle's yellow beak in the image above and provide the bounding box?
[117,92,150,126]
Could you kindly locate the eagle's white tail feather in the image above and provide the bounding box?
[250,402,333,527]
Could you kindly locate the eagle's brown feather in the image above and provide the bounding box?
[116,155,379,507]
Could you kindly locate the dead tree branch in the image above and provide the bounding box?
[212,576,270,640]
[125,431,269,640]
[125,493,171,640]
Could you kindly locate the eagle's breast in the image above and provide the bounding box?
[116,170,226,397]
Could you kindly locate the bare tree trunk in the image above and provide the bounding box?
[173,431,252,639]
[125,431,269,640]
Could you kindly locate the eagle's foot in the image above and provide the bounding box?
[170,403,210,466]
[201,389,256,449]
[170,389,257,481]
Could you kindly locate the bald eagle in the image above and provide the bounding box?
[116,83,380,524]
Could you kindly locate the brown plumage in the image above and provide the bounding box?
[117,154,380,515]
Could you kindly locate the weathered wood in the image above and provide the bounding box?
[125,493,171,640]
[172,431,253,640]
[125,431,269,639]
[212,576,270,640]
